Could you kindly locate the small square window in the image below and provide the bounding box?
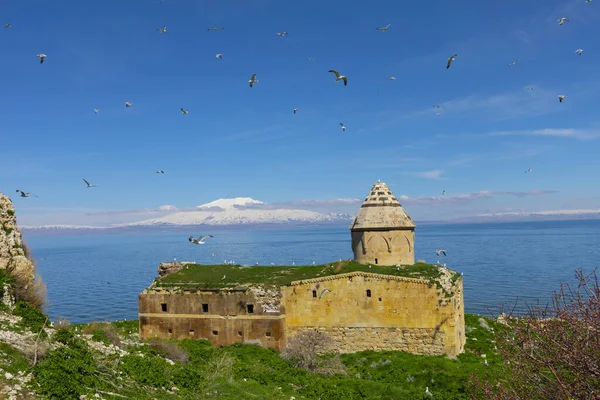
[202,303,209,313]
[247,304,254,314]
[366,289,372,298]
[161,303,168,312]
[238,331,243,337]
[168,328,172,334]
[266,332,272,337]
[212,330,218,336]
[189,330,195,335]
[378,297,382,302]
[312,290,317,298]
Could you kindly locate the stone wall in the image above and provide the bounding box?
[138,287,285,350]
[281,271,464,356]
[351,229,415,266]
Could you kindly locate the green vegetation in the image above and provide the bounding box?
[156,261,460,290]
[13,300,48,337]
[7,208,15,216]
[0,314,502,399]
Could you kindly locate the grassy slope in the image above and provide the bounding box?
[0,314,503,400]
[155,261,459,290]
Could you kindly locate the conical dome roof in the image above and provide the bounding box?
[350,181,416,231]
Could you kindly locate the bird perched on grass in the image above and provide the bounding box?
[221,275,226,280]
[376,24,391,32]
[181,108,189,114]
[293,108,299,114]
[248,73,258,88]
[436,249,447,257]
[189,235,214,244]
[125,102,132,107]
[558,17,569,25]
[276,32,288,36]
[446,54,457,69]
[340,123,346,132]
[319,289,330,299]
[157,25,167,33]
[576,48,583,55]
[82,178,98,188]
[215,53,223,59]
[15,190,38,198]
[425,387,433,397]
[329,69,347,86]
[36,54,47,64]
[558,95,566,103]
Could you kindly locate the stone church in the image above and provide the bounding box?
[138,181,466,357]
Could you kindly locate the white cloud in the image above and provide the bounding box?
[399,189,558,205]
[412,170,444,179]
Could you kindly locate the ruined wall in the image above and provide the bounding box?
[138,287,285,350]
[281,271,464,356]
[351,229,415,266]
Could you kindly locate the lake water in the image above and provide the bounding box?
[23,220,600,324]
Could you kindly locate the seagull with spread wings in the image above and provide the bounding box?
[377,24,391,32]
[157,25,167,33]
[15,190,38,198]
[558,17,569,25]
[181,108,189,115]
[189,235,214,244]
[340,123,346,132]
[436,249,447,257]
[248,73,259,88]
[329,69,347,86]
[82,178,98,188]
[446,54,457,69]
[36,54,47,64]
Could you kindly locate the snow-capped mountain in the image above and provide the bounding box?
[128,197,350,227]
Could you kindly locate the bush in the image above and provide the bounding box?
[119,350,172,388]
[281,330,336,372]
[0,269,15,298]
[13,300,48,337]
[13,273,47,311]
[148,338,189,363]
[472,268,600,399]
[34,345,98,399]
[84,322,122,347]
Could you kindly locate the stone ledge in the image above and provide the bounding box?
[290,271,429,286]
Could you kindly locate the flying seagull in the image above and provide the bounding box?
[82,178,98,188]
[558,95,566,103]
[215,53,223,59]
[575,48,583,55]
[125,102,132,107]
[157,25,167,33]
[189,235,213,244]
[387,76,396,80]
[436,249,447,257]
[5,24,11,28]
[526,87,535,91]
[319,289,331,299]
[525,168,532,173]
[586,0,592,3]
[248,73,258,88]
[36,54,47,64]
[376,23,391,32]
[276,32,288,36]
[309,57,314,61]
[329,69,347,86]
[156,170,164,174]
[433,104,445,109]
[207,27,224,31]
[446,54,457,69]
[508,60,517,67]
[15,190,38,198]
[181,108,189,114]
[93,109,99,114]
[340,123,346,132]
[293,108,299,114]
[558,17,569,25]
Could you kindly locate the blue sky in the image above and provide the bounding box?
[1,0,599,225]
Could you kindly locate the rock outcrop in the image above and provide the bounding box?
[0,194,35,299]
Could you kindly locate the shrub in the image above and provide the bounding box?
[84,322,122,347]
[0,269,15,298]
[34,345,98,399]
[471,268,600,399]
[13,273,47,311]
[54,317,71,330]
[148,338,189,363]
[119,350,172,387]
[13,300,48,337]
[281,330,335,372]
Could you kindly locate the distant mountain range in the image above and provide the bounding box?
[18,197,600,236]
[20,198,354,236]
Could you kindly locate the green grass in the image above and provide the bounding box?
[156,260,459,290]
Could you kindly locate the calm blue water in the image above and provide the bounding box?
[23,220,600,323]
